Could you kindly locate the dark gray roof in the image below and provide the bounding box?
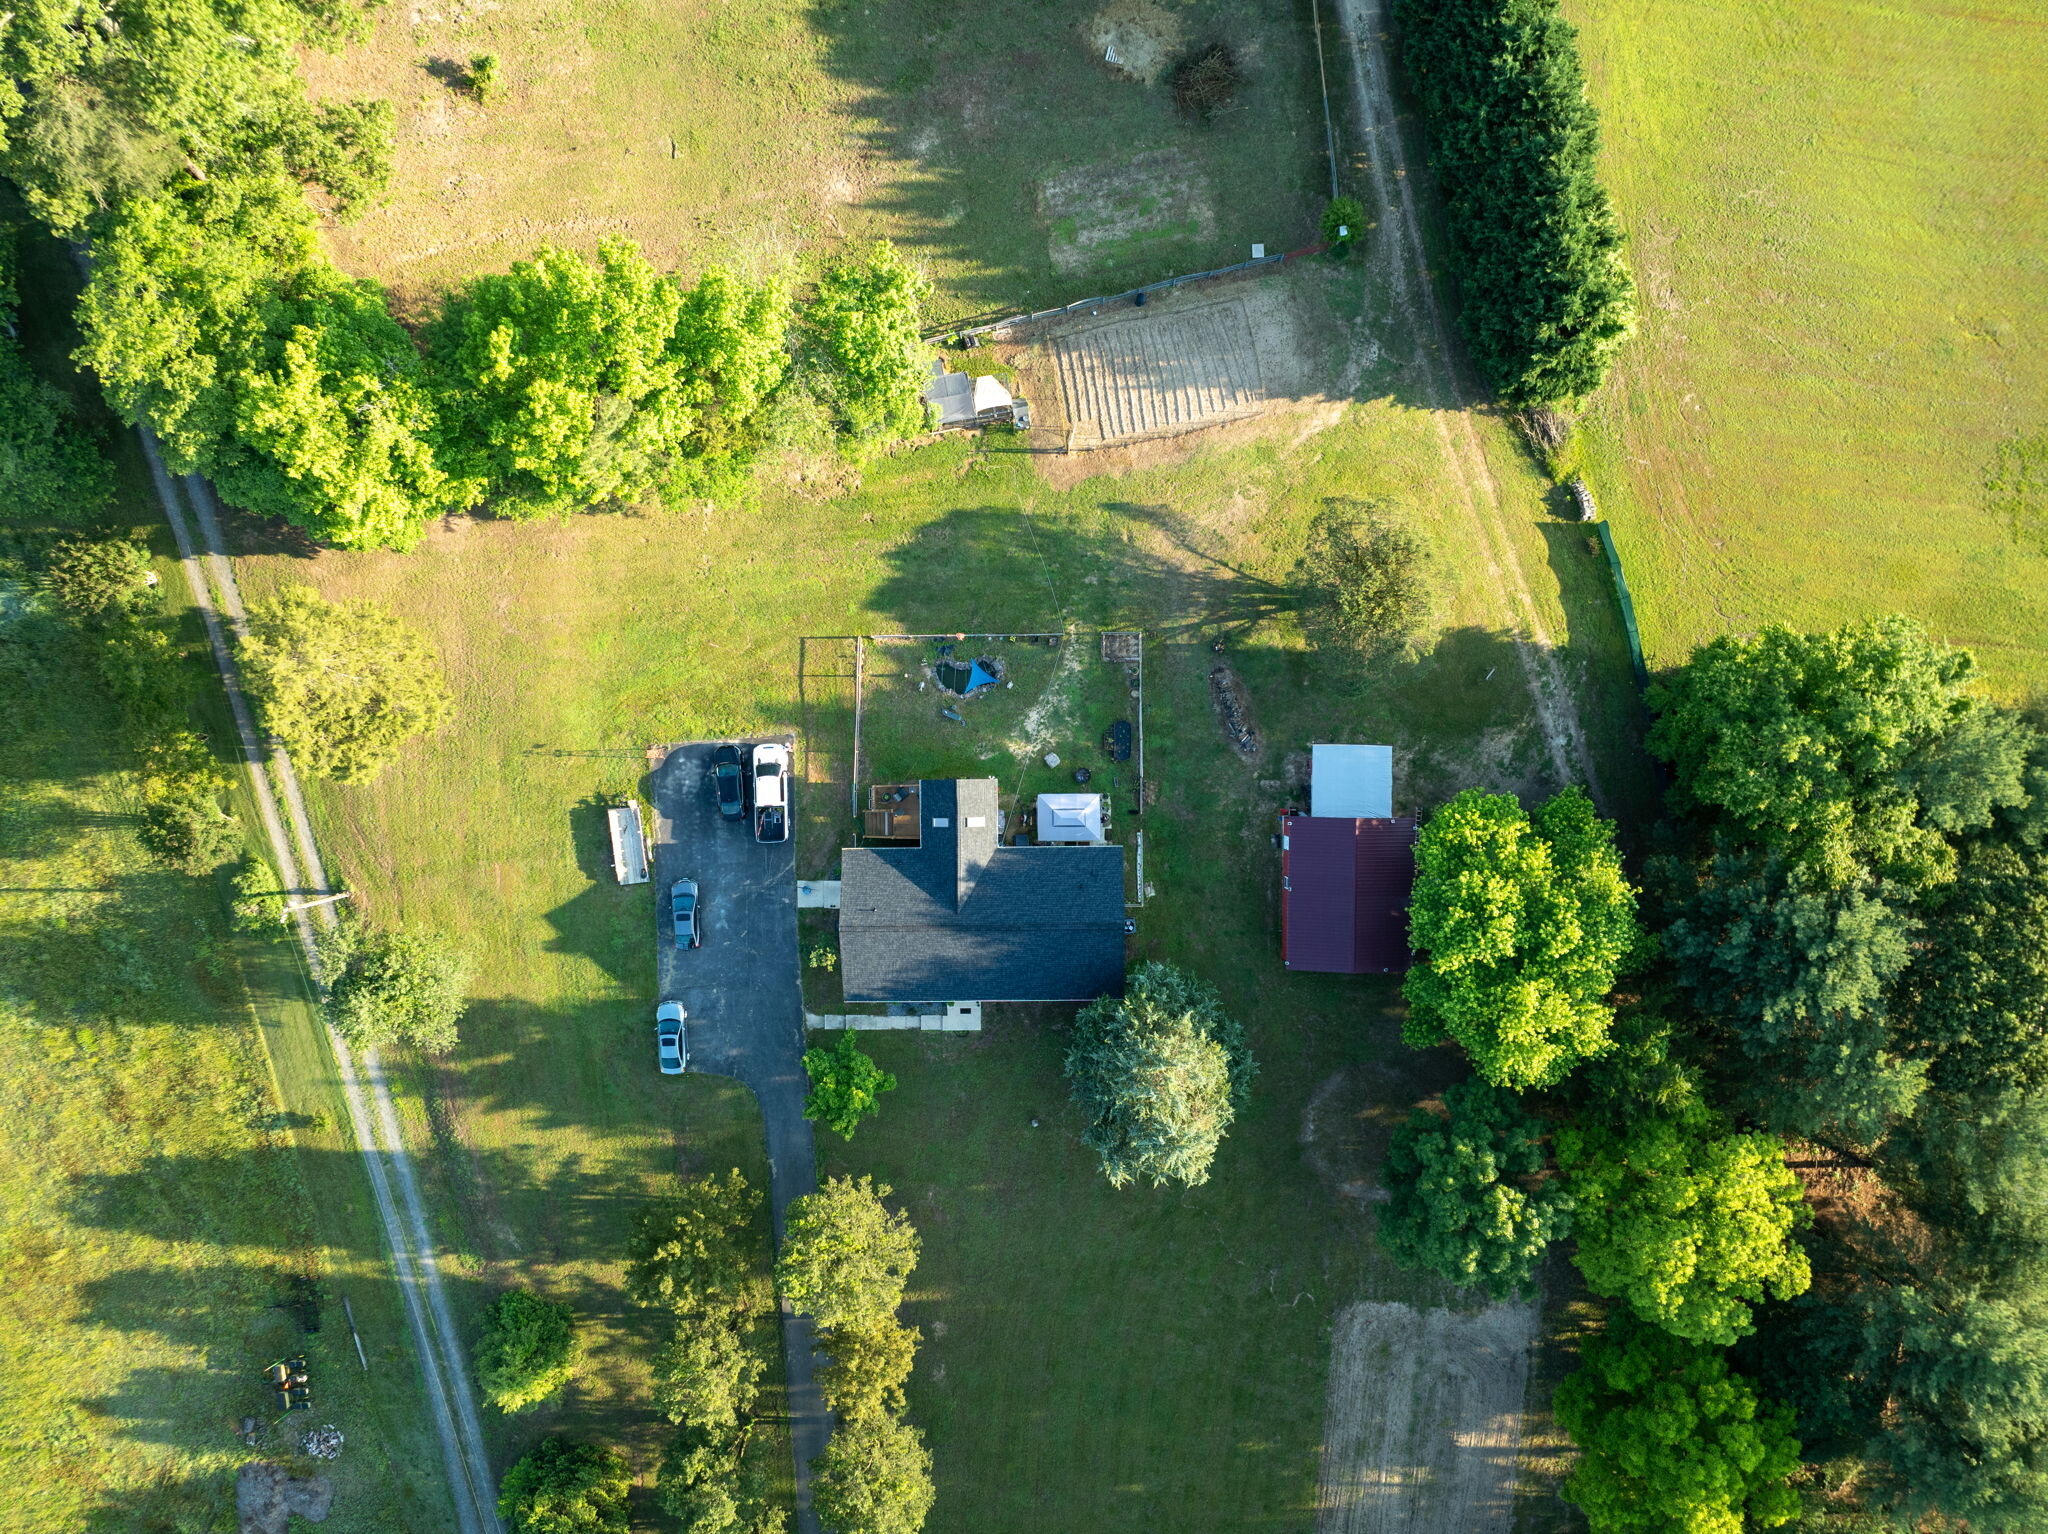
[840,779,1127,1003]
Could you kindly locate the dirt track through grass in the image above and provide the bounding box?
[1314,1301,1537,1534]
[1334,0,1595,797]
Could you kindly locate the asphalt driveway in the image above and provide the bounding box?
[650,741,824,1534]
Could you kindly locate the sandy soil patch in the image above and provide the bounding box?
[1084,0,1186,85]
[1315,1300,1537,1534]
[1040,147,1216,274]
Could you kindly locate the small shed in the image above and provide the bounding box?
[1035,792,1106,844]
[606,803,649,885]
[923,357,1028,430]
[1280,813,1417,973]
[1310,744,1394,820]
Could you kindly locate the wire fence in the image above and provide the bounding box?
[923,244,1328,345]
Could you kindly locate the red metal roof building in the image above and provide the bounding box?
[1280,813,1418,974]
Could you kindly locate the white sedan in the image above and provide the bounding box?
[655,1001,686,1075]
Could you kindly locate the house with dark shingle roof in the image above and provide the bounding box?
[838,779,1127,1004]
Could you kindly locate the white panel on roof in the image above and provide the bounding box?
[1310,744,1394,819]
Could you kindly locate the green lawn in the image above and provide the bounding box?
[307,0,1328,319]
[1564,0,2048,693]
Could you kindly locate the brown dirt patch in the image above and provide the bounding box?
[1315,1301,1537,1534]
[1039,147,1216,274]
[1084,0,1186,85]
[237,1462,333,1534]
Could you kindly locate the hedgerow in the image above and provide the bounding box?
[1393,0,1636,406]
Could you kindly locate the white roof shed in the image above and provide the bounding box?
[1035,792,1106,843]
[1310,744,1394,820]
[922,357,1015,428]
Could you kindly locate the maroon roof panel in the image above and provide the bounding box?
[1281,815,1416,974]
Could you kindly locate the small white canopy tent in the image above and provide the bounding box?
[922,357,1015,429]
[1035,792,1106,843]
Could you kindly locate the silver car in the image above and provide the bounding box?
[656,1001,686,1075]
[671,878,701,949]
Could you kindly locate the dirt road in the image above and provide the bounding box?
[1332,0,1597,798]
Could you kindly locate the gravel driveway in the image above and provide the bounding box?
[650,740,825,1534]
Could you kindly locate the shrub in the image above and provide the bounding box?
[1320,195,1366,249]
[802,1032,898,1139]
[44,538,155,623]
[801,243,930,446]
[498,1438,631,1534]
[475,1288,578,1413]
[1393,0,1636,405]
[228,854,289,933]
[0,340,115,522]
[139,782,241,874]
[470,54,502,104]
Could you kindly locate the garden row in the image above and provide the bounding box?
[1378,616,2048,1532]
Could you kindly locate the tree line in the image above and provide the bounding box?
[1393,0,1637,408]
[489,1170,934,1534]
[1380,616,2048,1532]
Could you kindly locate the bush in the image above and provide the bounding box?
[239,585,452,782]
[1320,195,1366,250]
[498,1438,631,1534]
[0,340,115,522]
[470,54,502,104]
[44,537,155,623]
[802,1032,898,1139]
[1393,0,1636,405]
[228,854,289,933]
[319,922,471,1052]
[475,1288,578,1413]
[801,243,930,446]
[139,782,241,874]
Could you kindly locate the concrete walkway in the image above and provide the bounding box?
[649,743,827,1534]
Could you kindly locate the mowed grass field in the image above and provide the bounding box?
[307,0,1326,318]
[1563,0,2048,692]
[226,324,1632,1526]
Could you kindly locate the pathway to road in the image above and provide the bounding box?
[649,743,827,1534]
[135,434,503,1534]
[1332,0,1597,796]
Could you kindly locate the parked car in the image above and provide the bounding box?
[752,741,791,843]
[712,744,747,822]
[671,878,701,949]
[655,1001,686,1075]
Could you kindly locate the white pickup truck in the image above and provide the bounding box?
[752,742,791,843]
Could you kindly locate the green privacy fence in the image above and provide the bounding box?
[1594,520,1648,687]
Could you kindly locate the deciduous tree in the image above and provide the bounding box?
[817,1319,920,1424]
[1646,618,2036,891]
[498,1438,631,1534]
[1897,842,2048,1095]
[803,1032,898,1140]
[1559,1106,1811,1345]
[801,242,930,445]
[1556,1313,1801,1534]
[810,1412,934,1534]
[1064,961,1256,1189]
[1378,1079,1572,1299]
[776,1176,918,1332]
[1404,786,1639,1089]
[319,922,471,1052]
[653,1324,765,1431]
[1295,498,1431,654]
[626,1171,766,1323]
[44,538,154,623]
[238,585,451,782]
[475,1288,578,1412]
